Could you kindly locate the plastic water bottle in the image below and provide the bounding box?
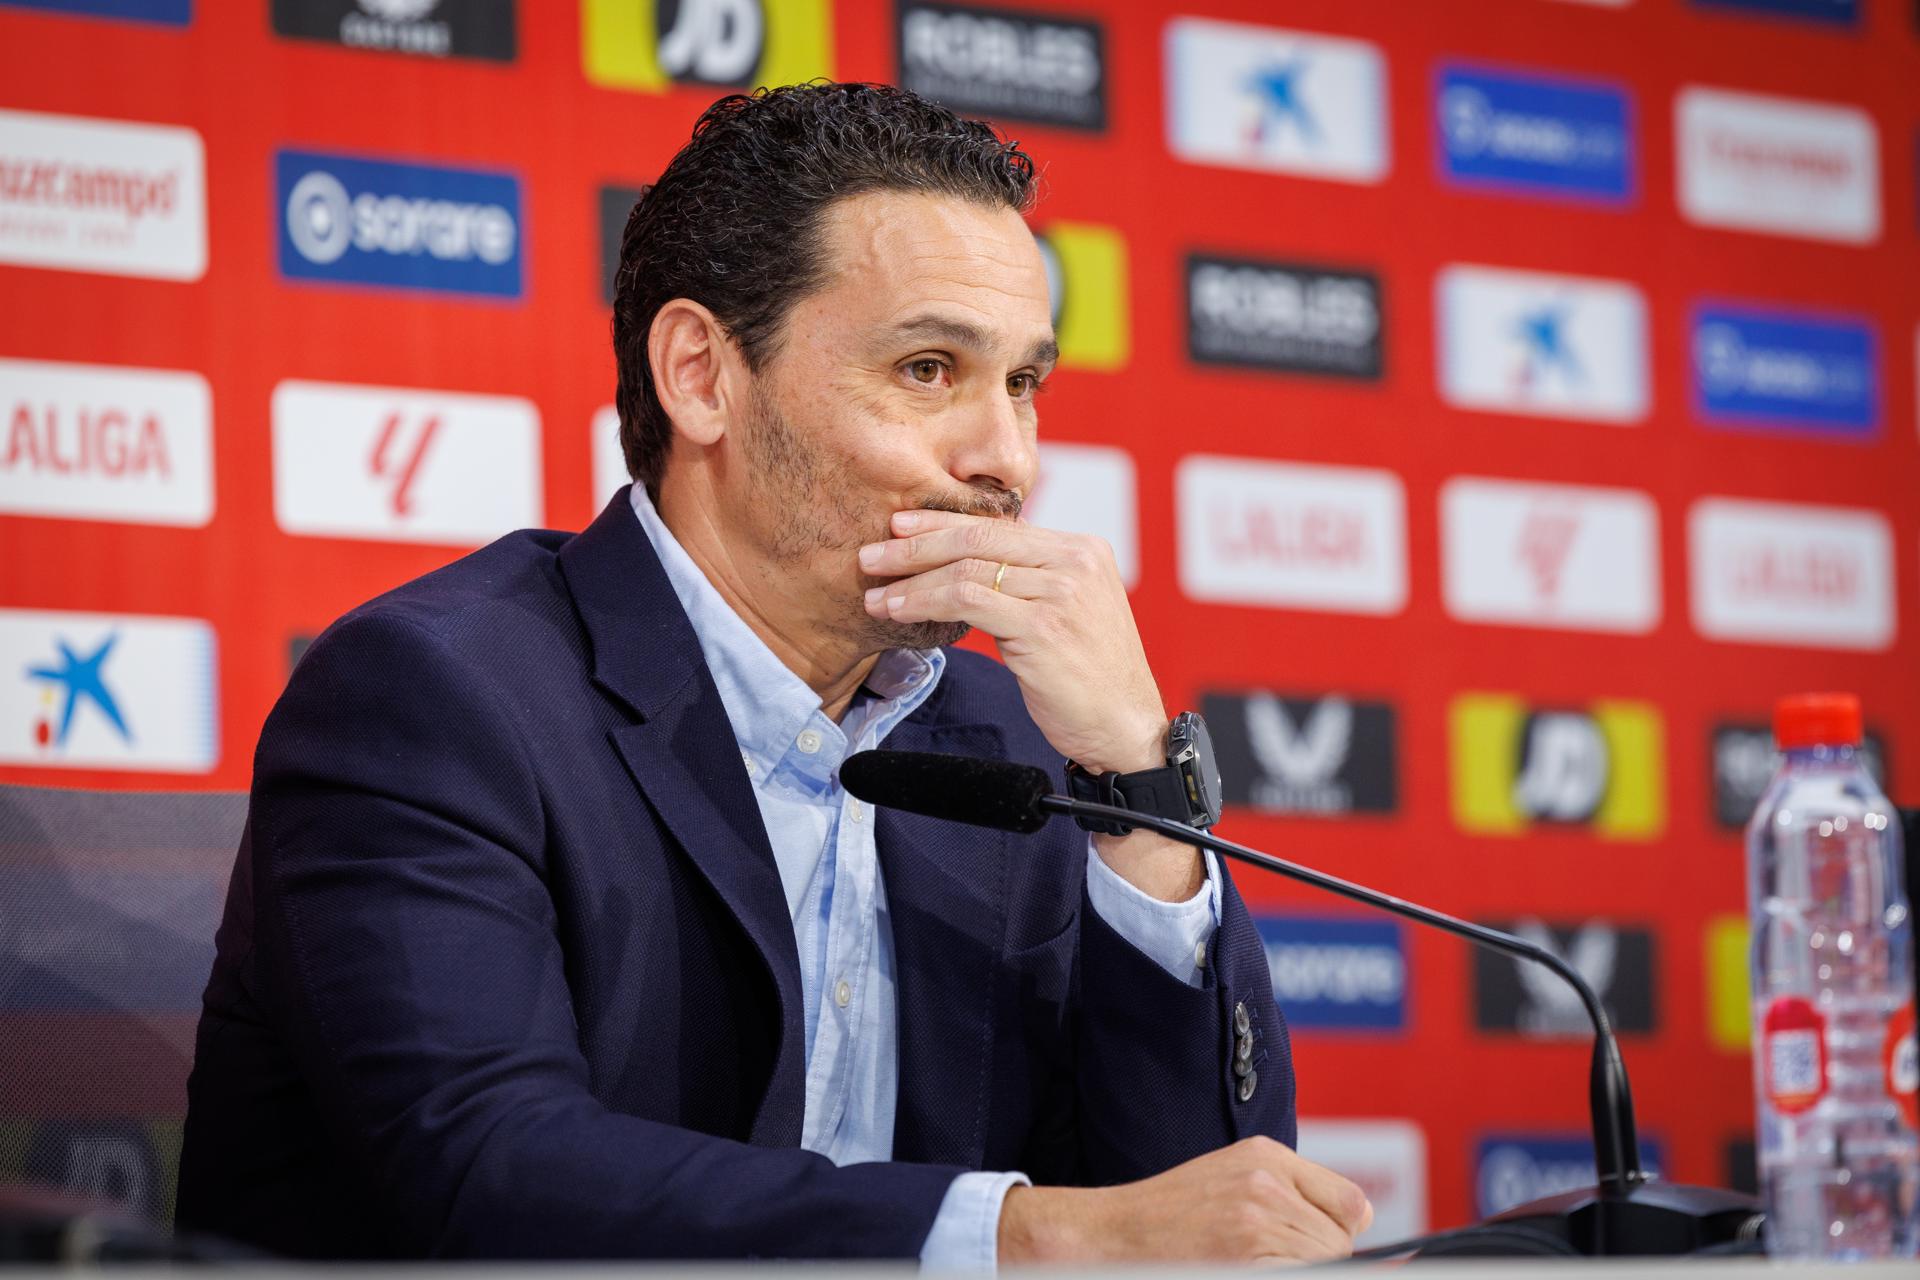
[1746,692,1919,1259]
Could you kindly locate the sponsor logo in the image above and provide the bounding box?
[1024,442,1138,589]
[1440,477,1660,634]
[1690,0,1858,25]
[275,149,522,299]
[270,0,516,60]
[1676,86,1879,244]
[1204,691,1397,816]
[1035,222,1128,371]
[591,404,627,505]
[1705,913,1750,1052]
[0,357,212,527]
[0,607,218,772]
[1437,264,1648,423]
[1724,1136,1757,1196]
[1688,497,1894,650]
[1295,1119,1426,1247]
[599,183,645,305]
[1176,455,1406,615]
[1710,722,1886,829]
[1436,65,1633,203]
[1186,254,1382,380]
[272,380,542,545]
[1253,915,1407,1030]
[6,1120,177,1218]
[1451,693,1664,838]
[897,2,1105,131]
[1474,920,1657,1037]
[1476,1135,1665,1217]
[1165,18,1389,184]
[582,0,832,93]
[0,109,205,280]
[1692,305,1877,437]
[0,1,189,23]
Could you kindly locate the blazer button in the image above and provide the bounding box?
[1234,1001,1251,1035]
[1233,1055,1253,1079]
[1238,1069,1258,1103]
[1235,1036,1253,1064]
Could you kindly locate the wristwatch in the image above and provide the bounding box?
[1065,711,1223,836]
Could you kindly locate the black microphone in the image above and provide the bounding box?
[840,748,1760,1257]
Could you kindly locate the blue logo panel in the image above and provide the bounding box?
[1692,306,1878,437]
[1437,66,1633,204]
[1689,0,1858,26]
[275,150,524,300]
[1254,914,1407,1031]
[0,0,189,20]
[1475,1135,1667,1217]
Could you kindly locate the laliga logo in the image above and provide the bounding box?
[658,0,764,84]
[285,168,516,267]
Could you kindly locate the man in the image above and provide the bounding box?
[178,83,1371,1265]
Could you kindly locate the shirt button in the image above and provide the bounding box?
[834,978,852,1008]
[1195,940,1208,969]
[740,751,756,778]
[797,729,822,754]
[849,800,865,823]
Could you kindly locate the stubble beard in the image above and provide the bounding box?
[740,386,1022,655]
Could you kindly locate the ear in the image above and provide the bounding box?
[648,298,741,448]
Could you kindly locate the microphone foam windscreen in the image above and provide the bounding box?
[839,750,1053,834]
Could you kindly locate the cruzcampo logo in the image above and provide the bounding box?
[1034,221,1128,372]
[582,0,832,93]
[1449,692,1664,839]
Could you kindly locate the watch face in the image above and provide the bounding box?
[1176,711,1224,827]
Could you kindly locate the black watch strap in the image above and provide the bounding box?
[1065,760,1193,836]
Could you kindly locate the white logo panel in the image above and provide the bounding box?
[1676,87,1879,245]
[1025,441,1139,590]
[1442,477,1661,633]
[591,404,627,508]
[0,358,212,526]
[273,380,542,546]
[1165,19,1389,184]
[0,608,218,773]
[0,109,207,280]
[1296,1119,1428,1249]
[1177,455,1405,614]
[1689,498,1894,650]
[1437,264,1648,423]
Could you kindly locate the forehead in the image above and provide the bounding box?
[804,190,1053,352]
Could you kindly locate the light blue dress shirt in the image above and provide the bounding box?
[630,487,1221,1269]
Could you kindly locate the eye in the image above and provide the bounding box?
[1007,372,1045,401]
[907,358,949,386]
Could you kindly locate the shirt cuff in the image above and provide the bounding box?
[1084,837,1222,987]
[919,1169,1031,1272]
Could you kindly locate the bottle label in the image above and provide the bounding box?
[1761,996,1828,1115]
[1886,1003,1918,1133]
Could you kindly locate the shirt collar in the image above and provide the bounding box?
[629,485,944,778]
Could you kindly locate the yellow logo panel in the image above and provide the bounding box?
[583,0,834,94]
[1449,692,1665,839]
[1036,221,1129,372]
[1705,915,1751,1052]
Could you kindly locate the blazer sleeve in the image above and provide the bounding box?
[1064,861,1297,1183]
[247,611,961,1259]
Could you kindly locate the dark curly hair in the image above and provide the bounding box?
[611,81,1039,498]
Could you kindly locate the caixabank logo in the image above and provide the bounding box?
[897,2,1106,131]
[1186,254,1383,380]
[1202,690,1397,817]
[1691,304,1878,439]
[1034,222,1128,372]
[271,0,517,62]
[1450,693,1664,838]
[276,150,523,299]
[1435,64,1634,205]
[1436,264,1647,424]
[1473,919,1657,1039]
[582,0,831,93]
[1253,914,1407,1031]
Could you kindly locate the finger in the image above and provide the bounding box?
[875,576,1034,633]
[861,514,1073,577]
[1263,1186,1355,1261]
[1282,1157,1373,1241]
[861,560,1056,615]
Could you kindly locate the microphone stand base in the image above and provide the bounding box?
[1473,1181,1762,1256]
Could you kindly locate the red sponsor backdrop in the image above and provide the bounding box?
[3,0,1918,1234]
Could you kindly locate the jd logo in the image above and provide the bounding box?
[1032,221,1129,371]
[1450,693,1664,839]
[1512,711,1609,823]
[583,0,831,94]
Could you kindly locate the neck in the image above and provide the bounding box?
[657,482,879,723]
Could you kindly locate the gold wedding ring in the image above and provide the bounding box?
[991,561,1009,593]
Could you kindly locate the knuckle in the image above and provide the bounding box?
[956,580,991,608]
[962,522,994,553]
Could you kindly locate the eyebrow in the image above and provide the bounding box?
[888,314,1059,370]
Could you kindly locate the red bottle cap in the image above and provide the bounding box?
[1773,692,1863,751]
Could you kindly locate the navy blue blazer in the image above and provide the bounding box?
[177,489,1296,1260]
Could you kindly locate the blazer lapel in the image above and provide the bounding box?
[878,715,1011,1168]
[557,489,806,1147]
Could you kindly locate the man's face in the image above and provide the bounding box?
[727,189,1057,652]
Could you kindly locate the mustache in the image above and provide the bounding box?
[916,487,1024,521]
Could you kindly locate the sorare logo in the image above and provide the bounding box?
[276,149,523,299]
[1692,305,1878,438]
[1451,693,1665,839]
[271,1,516,60]
[1186,254,1383,380]
[0,1,189,23]
[1476,1135,1665,1217]
[583,0,831,93]
[1253,914,1407,1031]
[1202,690,1397,817]
[1436,65,1633,204]
[1690,0,1858,25]
[898,3,1106,132]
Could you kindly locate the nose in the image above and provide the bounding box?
[948,386,1037,503]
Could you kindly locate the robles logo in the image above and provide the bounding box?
[1186,254,1382,380]
[898,3,1106,131]
[275,149,522,298]
[583,0,832,93]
